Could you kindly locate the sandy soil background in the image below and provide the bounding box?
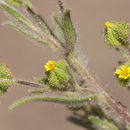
[0,0,130,130]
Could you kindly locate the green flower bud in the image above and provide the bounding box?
[48,71,60,87]
[0,64,12,79]
[0,64,16,95]
[55,60,68,72]
[104,22,129,48]
[54,67,68,83]
[0,79,16,95]
[45,60,73,89]
[48,67,68,88]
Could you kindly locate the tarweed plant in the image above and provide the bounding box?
[0,0,130,130]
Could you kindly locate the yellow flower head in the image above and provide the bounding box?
[115,65,130,79]
[44,61,56,71]
[105,22,111,28]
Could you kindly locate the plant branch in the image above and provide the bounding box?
[17,79,44,88]
[57,0,64,13]
[116,48,129,61]
[1,1,130,129]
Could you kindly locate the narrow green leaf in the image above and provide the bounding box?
[25,6,51,35]
[53,16,66,47]
[63,8,77,52]
[54,16,64,29]
[0,2,37,31]
[30,88,51,93]
[88,116,118,130]
[5,0,22,7]
[10,94,97,110]
[3,21,52,46]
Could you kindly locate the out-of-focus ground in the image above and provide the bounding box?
[0,0,130,130]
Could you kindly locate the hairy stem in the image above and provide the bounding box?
[17,80,44,88]
[116,48,129,60]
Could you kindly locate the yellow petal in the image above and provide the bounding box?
[105,22,111,28]
[122,65,127,71]
[44,60,56,71]
[115,69,121,74]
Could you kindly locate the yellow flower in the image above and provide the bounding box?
[44,61,56,71]
[105,22,111,28]
[115,65,130,79]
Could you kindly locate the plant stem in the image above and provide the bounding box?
[17,79,44,88]
[116,48,129,60]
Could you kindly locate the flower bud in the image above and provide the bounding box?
[48,60,69,88]
[0,64,16,95]
[44,60,73,89]
[104,22,129,48]
[0,64,12,79]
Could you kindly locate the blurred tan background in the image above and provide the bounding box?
[0,0,130,130]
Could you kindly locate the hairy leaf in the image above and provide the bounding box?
[26,6,51,35]
[10,94,97,110]
[30,88,51,93]
[0,2,37,31]
[4,21,52,46]
[63,8,77,52]
[88,116,118,130]
[54,16,63,29]
[53,16,66,47]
